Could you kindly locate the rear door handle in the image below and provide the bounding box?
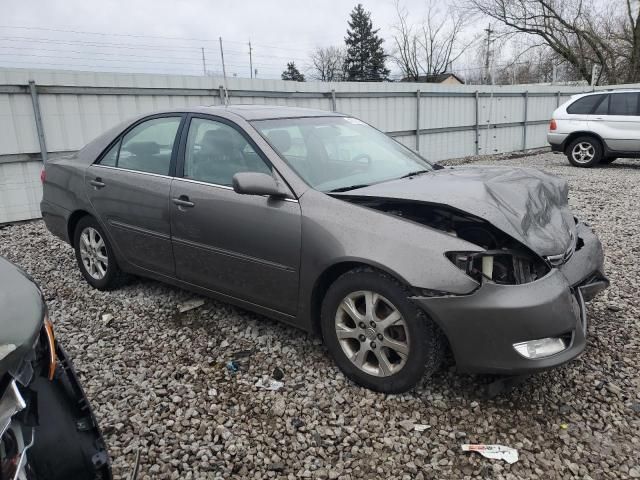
[89,177,106,189]
[172,195,195,208]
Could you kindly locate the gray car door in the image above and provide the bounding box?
[85,115,183,276]
[169,115,301,315]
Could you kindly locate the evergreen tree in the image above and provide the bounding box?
[281,62,305,81]
[344,4,390,81]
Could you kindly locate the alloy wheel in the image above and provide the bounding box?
[571,142,596,164]
[334,290,410,377]
[79,227,109,280]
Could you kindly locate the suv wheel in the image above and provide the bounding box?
[73,216,127,290]
[566,136,603,167]
[320,268,443,393]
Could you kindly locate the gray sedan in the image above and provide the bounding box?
[41,105,608,393]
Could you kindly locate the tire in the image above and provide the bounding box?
[600,157,617,165]
[73,216,127,290]
[566,136,603,167]
[320,268,443,393]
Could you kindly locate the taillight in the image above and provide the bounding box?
[40,168,46,184]
[549,119,557,131]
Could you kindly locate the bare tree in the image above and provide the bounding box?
[309,46,345,81]
[391,0,473,80]
[468,0,640,85]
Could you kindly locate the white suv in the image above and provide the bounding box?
[548,90,640,167]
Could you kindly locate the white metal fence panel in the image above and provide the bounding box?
[1,67,635,223]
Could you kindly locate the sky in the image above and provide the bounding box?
[0,0,445,79]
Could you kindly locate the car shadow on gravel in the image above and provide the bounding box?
[129,275,582,409]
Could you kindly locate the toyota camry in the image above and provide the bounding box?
[41,106,608,393]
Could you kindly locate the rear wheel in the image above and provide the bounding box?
[566,136,603,167]
[320,268,443,393]
[73,216,126,290]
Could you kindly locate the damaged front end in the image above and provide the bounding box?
[0,257,112,480]
[337,189,608,375]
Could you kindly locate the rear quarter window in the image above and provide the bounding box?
[566,94,606,114]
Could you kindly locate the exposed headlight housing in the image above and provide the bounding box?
[446,250,549,285]
[513,337,568,359]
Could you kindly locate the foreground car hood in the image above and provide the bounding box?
[0,257,43,375]
[335,166,575,257]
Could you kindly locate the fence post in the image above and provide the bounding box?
[415,89,421,152]
[28,80,48,163]
[522,91,529,152]
[330,89,337,112]
[556,91,561,107]
[474,90,480,155]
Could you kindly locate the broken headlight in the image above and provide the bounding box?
[446,250,549,285]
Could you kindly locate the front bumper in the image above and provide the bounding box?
[10,342,112,480]
[412,223,608,374]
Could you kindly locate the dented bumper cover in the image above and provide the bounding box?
[412,222,608,374]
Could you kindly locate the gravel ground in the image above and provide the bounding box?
[1,151,639,480]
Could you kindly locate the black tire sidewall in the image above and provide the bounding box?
[320,270,437,393]
[566,136,603,167]
[73,216,120,290]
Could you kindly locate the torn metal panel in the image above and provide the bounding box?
[334,166,576,257]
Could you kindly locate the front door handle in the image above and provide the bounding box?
[89,177,106,189]
[172,195,195,208]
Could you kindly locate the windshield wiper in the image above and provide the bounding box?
[398,169,431,179]
[327,184,371,193]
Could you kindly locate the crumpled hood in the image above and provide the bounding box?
[335,166,576,257]
[0,257,44,376]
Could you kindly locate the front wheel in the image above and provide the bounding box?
[320,269,443,393]
[566,136,603,167]
[73,216,127,290]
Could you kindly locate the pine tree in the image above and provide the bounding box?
[344,4,390,81]
[281,62,306,81]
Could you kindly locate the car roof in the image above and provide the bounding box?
[574,89,640,98]
[186,105,345,121]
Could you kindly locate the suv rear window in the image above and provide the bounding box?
[566,94,606,114]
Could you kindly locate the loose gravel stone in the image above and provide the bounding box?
[0,152,638,479]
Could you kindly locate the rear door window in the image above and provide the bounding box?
[566,94,606,114]
[593,95,609,115]
[99,117,182,175]
[609,93,640,116]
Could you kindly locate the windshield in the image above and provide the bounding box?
[252,116,434,192]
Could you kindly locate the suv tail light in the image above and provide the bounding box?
[549,119,557,131]
[40,167,46,184]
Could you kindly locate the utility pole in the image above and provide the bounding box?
[219,37,227,81]
[219,37,229,105]
[590,64,598,87]
[201,47,207,76]
[248,40,253,79]
[484,24,494,85]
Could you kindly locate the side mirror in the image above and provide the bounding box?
[232,172,289,198]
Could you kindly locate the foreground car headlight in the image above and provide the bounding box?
[446,250,549,285]
[0,380,31,480]
[513,337,568,359]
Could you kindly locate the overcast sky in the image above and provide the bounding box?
[0,0,449,79]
